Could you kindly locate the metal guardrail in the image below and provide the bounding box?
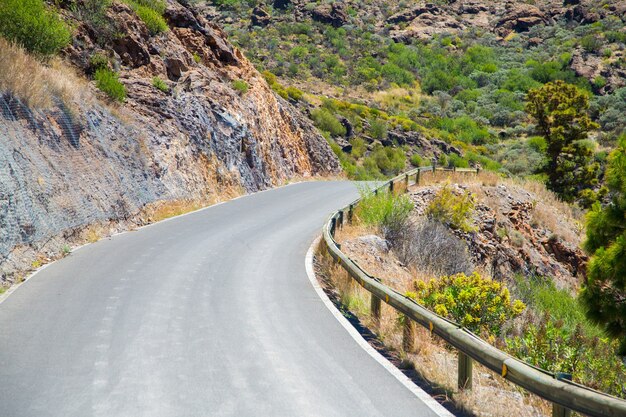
[321,166,626,417]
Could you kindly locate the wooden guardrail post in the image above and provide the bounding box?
[371,294,381,323]
[404,173,409,189]
[458,351,473,390]
[389,180,394,194]
[553,373,573,417]
[415,169,420,185]
[402,317,415,352]
[348,204,354,223]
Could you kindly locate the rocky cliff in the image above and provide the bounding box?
[0,0,340,283]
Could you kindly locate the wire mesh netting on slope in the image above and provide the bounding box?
[0,93,170,263]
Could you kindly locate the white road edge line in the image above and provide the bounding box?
[305,236,454,417]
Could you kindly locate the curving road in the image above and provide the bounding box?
[0,181,446,417]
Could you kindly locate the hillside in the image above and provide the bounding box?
[0,0,340,284]
[205,0,626,184]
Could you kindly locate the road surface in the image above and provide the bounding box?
[0,181,445,417]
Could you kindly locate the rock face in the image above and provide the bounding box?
[409,183,587,290]
[310,3,349,27]
[251,6,271,27]
[0,0,340,281]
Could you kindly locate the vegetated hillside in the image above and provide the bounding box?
[205,0,626,185]
[0,0,339,285]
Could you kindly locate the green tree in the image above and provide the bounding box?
[526,80,599,202]
[581,135,626,354]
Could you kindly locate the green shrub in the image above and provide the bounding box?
[0,0,71,56]
[311,108,346,136]
[370,146,406,176]
[369,118,388,139]
[448,153,470,168]
[426,183,476,232]
[152,76,169,92]
[89,53,109,71]
[581,35,602,53]
[232,79,249,94]
[410,154,423,167]
[414,272,525,336]
[356,188,413,229]
[506,313,626,396]
[286,86,303,101]
[94,68,126,102]
[123,0,168,35]
[527,136,547,153]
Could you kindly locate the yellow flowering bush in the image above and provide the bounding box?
[413,272,525,336]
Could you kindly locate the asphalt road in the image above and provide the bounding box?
[0,181,445,417]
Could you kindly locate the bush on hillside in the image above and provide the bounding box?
[94,68,126,102]
[426,183,476,232]
[356,188,413,233]
[414,272,525,336]
[0,0,71,56]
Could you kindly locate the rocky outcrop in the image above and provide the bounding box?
[0,0,340,282]
[409,183,587,290]
[493,4,548,36]
[387,0,624,43]
[251,6,271,27]
[310,3,349,27]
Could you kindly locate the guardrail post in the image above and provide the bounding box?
[404,173,409,189]
[552,373,573,417]
[371,294,381,323]
[458,351,473,390]
[348,204,354,223]
[338,211,344,228]
[402,317,415,352]
[389,180,394,194]
[415,169,420,185]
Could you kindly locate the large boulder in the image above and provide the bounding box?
[251,6,271,27]
[494,4,547,36]
[310,3,349,27]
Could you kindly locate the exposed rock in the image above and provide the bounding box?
[0,0,340,280]
[494,4,547,36]
[310,3,349,27]
[273,0,292,10]
[409,183,587,290]
[251,6,271,27]
[338,116,354,138]
[564,4,600,23]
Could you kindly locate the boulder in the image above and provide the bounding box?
[494,4,547,36]
[251,6,271,27]
[310,3,349,27]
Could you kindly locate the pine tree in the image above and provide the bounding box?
[581,135,626,354]
[526,80,600,203]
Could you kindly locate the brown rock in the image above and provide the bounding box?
[251,6,271,27]
[310,3,349,27]
[494,4,547,36]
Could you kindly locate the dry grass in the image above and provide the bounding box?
[0,38,87,109]
[316,246,553,417]
[142,199,205,223]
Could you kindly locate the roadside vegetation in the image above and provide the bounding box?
[321,174,626,415]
